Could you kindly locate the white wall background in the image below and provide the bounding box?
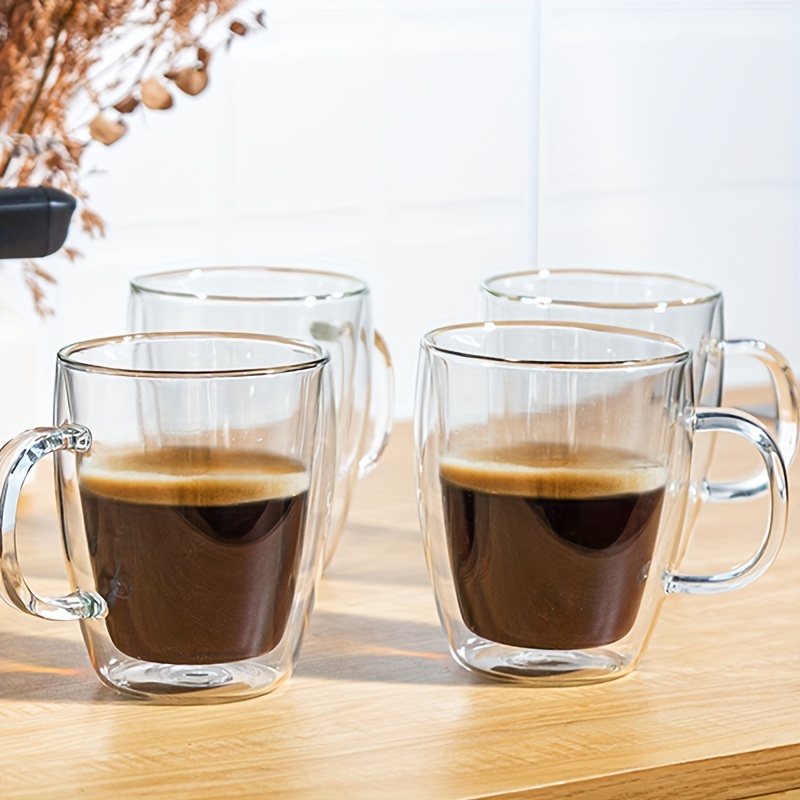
[2,0,798,430]
[536,0,800,390]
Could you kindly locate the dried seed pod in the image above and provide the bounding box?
[166,66,208,96]
[140,77,173,110]
[88,113,127,145]
[229,20,247,36]
[113,95,138,114]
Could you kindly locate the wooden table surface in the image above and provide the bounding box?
[2,415,800,799]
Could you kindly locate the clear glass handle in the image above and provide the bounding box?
[705,338,799,502]
[666,408,788,595]
[358,330,395,477]
[0,424,107,620]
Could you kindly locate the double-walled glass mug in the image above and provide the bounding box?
[480,269,799,505]
[415,322,788,684]
[0,333,335,702]
[129,265,394,565]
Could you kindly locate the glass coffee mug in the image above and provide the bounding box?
[415,322,788,684]
[129,264,393,565]
[480,269,799,504]
[0,332,334,702]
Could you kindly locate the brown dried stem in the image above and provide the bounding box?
[0,0,264,312]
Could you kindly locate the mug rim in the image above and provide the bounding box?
[58,331,330,378]
[422,320,691,369]
[130,265,369,303]
[481,268,722,309]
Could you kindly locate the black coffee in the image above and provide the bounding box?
[440,444,666,650]
[79,447,309,664]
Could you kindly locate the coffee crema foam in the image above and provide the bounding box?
[440,446,666,499]
[79,447,309,506]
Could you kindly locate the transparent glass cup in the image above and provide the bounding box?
[480,269,799,503]
[415,322,788,684]
[0,332,335,703]
[129,265,394,565]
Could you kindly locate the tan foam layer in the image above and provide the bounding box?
[440,446,666,499]
[79,447,309,506]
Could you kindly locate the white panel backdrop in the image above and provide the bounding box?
[536,1,800,395]
[1,0,797,434]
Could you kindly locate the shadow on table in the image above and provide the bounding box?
[0,560,478,700]
[296,609,481,687]
[323,523,432,588]
[1,615,478,701]
[0,630,133,704]
[0,597,693,706]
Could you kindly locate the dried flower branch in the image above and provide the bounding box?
[0,0,265,312]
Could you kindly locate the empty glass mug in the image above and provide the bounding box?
[481,269,799,501]
[415,322,787,684]
[0,332,335,702]
[129,265,393,565]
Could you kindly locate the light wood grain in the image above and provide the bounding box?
[2,406,800,799]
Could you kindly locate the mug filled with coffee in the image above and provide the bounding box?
[415,321,788,684]
[0,332,335,702]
